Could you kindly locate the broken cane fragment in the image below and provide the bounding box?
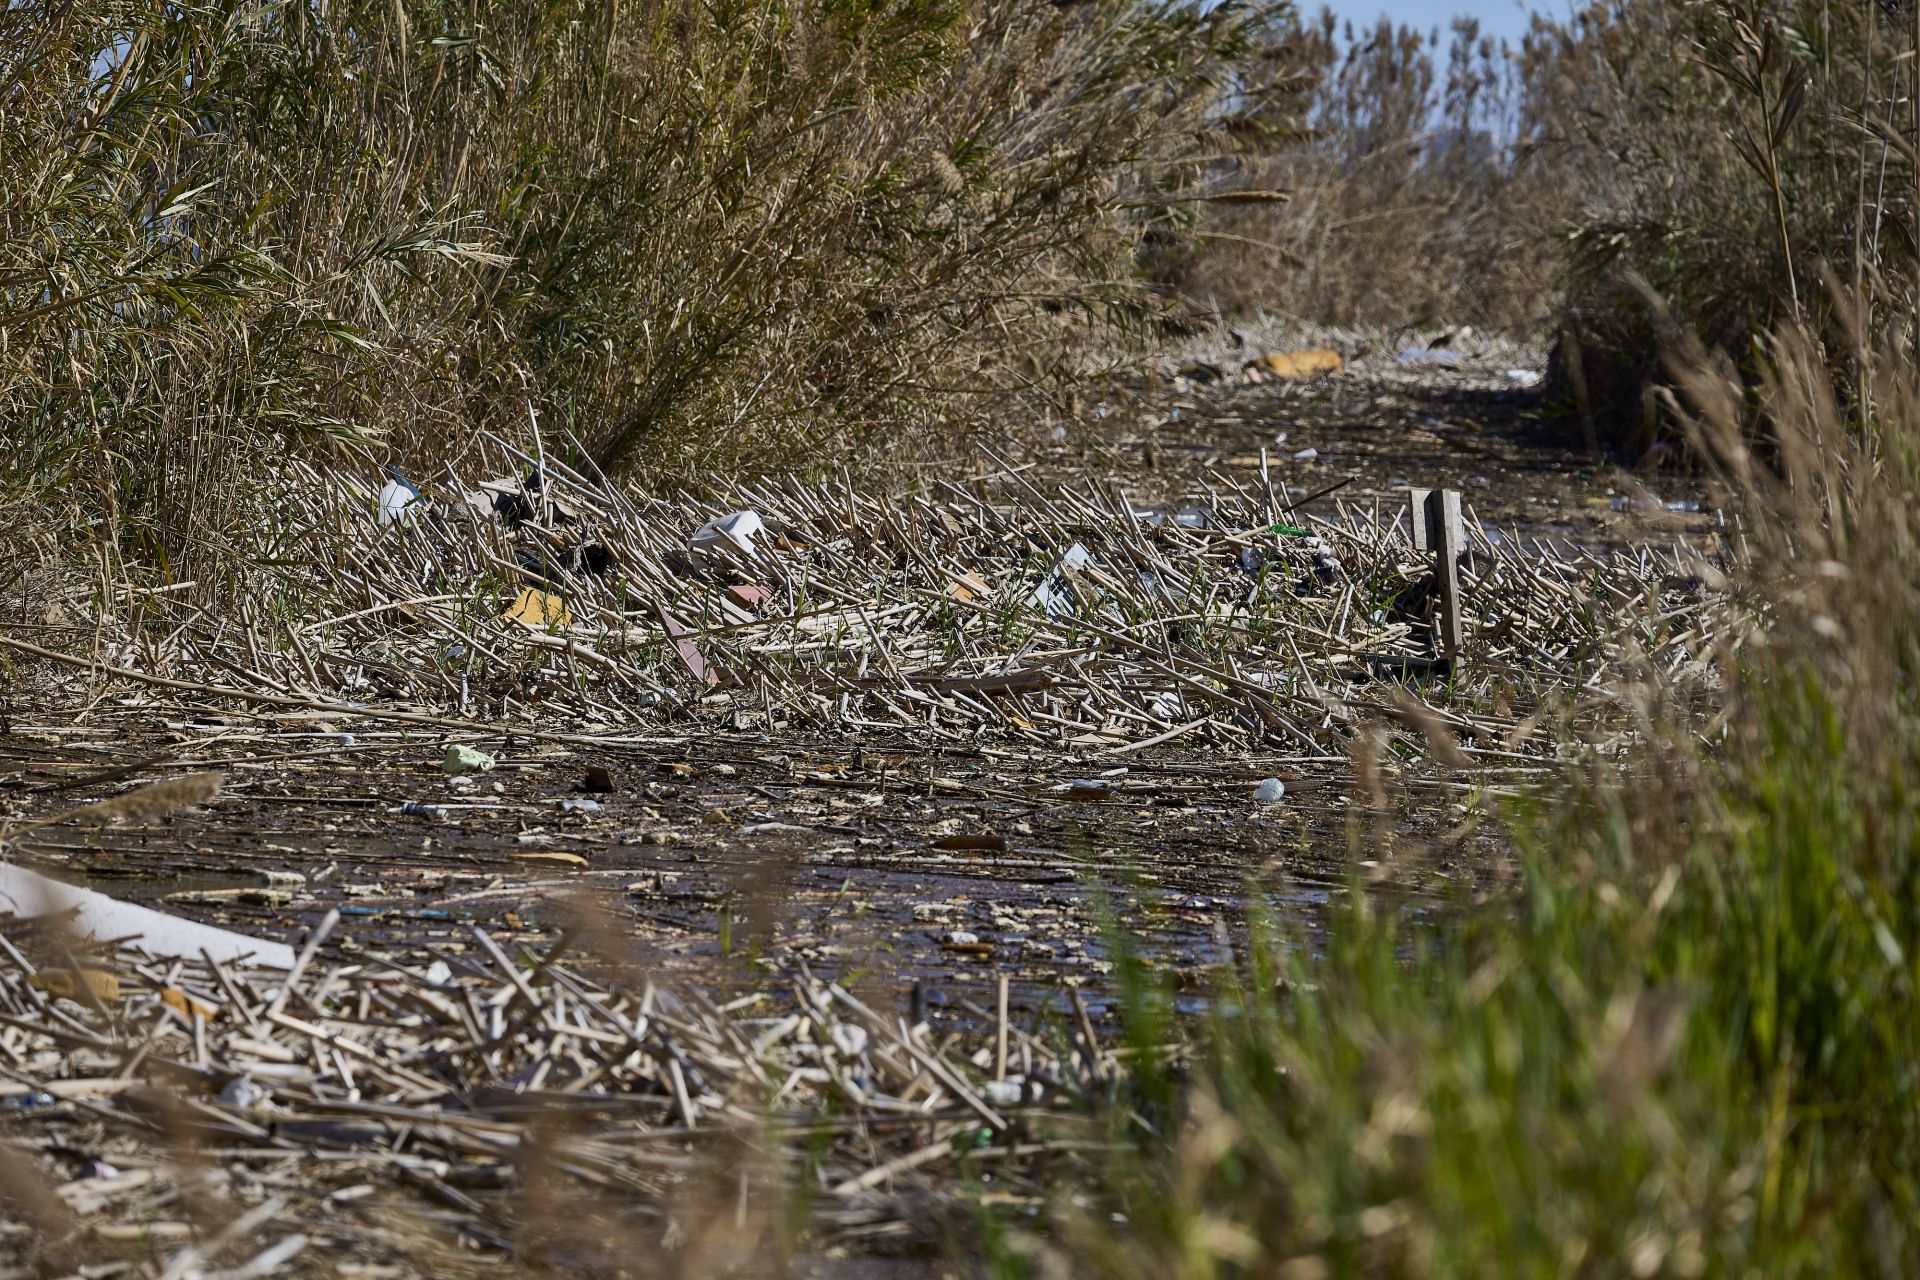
[512,851,590,867]
[931,834,1010,853]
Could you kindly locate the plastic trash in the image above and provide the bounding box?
[1031,542,1094,618]
[689,509,765,560]
[829,1023,870,1057]
[442,744,496,775]
[377,466,423,526]
[1293,447,1319,461]
[219,1075,266,1108]
[400,801,447,820]
[1244,349,1343,380]
[1252,778,1286,803]
[982,1078,1025,1108]
[1506,368,1543,387]
[0,863,295,968]
[557,798,601,814]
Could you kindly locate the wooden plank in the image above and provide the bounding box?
[1424,488,1465,658]
[1409,487,1433,553]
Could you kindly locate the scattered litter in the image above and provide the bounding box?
[0,863,295,968]
[983,1079,1025,1108]
[504,585,571,629]
[829,1023,869,1057]
[657,604,719,686]
[557,798,602,814]
[376,466,423,526]
[442,744,496,775]
[400,801,447,820]
[218,1075,266,1108]
[1292,447,1319,461]
[1252,777,1287,804]
[689,509,765,560]
[1031,542,1095,618]
[726,584,773,611]
[1506,368,1543,387]
[1243,349,1343,380]
[947,571,991,602]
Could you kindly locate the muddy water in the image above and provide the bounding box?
[4,728,1492,1037]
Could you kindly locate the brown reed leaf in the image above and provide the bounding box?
[1387,691,1473,770]
[30,968,121,1002]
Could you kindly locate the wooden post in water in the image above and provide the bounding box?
[1411,488,1465,659]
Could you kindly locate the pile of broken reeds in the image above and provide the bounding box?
[0,902,1109,1272]
[0,443,1727,775]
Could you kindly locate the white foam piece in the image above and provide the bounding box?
[377,477,422,525]
[0,862,296,969]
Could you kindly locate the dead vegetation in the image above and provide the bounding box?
[7,0,1920,1274]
